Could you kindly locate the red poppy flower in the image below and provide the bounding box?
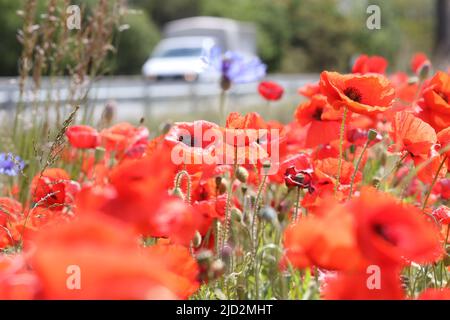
[284,166,314,192]
[66,125,100,149]
[298,82,320,98]
[100,122,149,155]
[411,52,431,74]
[0,255,39,299]
[258,81,284,101]
[323,267,404,300]
[437,127,450,158]
[431,206,450,225]
[350,187,443,266]
[270,153,312,184]
[31,214,199,299]
[284,201,365,271]
[418,71,450,132]
[0,197,22,226]
[438,178,450,199]
[30,168,77,211]
[314,157,362,187]
[352,54,388,74]
[320,71,395,115]
[390,111,437,157]
[164,120,221,175]
[294,94,342,148]
[418,288,450,300]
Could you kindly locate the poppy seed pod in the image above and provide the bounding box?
[192,231,202,248]
[367,129,378,141]
[220,75,231,91]
[171,187,185,201]
[235,166,249,183]
[218,179,228,194]
[259,206,277,223]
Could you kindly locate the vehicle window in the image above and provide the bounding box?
[154,48,203,58]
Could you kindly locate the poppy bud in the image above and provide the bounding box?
[102,100,116,126]
[215,176,222,188]
[220,75,231,91]
[221,244,233,265]
[367,129,378,141]
[192,231,202,248]
[211,259,226,278]
[171,187,185,200]
[418,63,431,81]
[196,249,213,266]
[218,179,228,194]
[262,161,271,175]
[94,147,106,163]
[159,122,172,135]
[235,166,249,183]
[258,206,277,223]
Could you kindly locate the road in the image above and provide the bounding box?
[0,74,318,120]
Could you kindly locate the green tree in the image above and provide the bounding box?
[113,9,160,74]
[0,0,22,75]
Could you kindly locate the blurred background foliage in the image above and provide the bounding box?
[0,0,438,75]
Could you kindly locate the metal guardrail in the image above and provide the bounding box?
[0,74,319,109]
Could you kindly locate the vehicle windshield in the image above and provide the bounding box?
[153,47,203,58]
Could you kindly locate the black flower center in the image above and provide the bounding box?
[344,87,363,103]
[373,223,397,245]
[436,90,448,103]
[312,108,323,120]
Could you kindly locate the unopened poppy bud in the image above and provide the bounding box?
[235,166,249,183]
[159,122,172,135]
[215,176,222,187]
[218,179,228,194]
[231,208,243,222]
[349,144,356,154]
[418,63,431,81]
[211,259,226,278]
[94,147,106,163]
[221,244,233,264]
[259,206,277,223]
[241,185,248,195]
[171,187,185,200]
[196,249,213,266]
[192,231,202,248]
[220,75,231,91]
[102,100,116,125]
[367,129,378,141]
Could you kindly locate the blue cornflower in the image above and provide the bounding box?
[0,153,25,176]
[203,46,267,90]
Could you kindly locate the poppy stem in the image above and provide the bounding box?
[174,170,191,204]
[219,90,227,126]
[293,187,301,222]
[221,147,237,255]
[335,106,348,196]
[252,173,267,260]
[348,140,369,200]
[421,155,447,211]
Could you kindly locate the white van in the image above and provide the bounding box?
[142,16,257,82]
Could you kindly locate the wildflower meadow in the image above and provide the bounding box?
[0,0,449,304]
